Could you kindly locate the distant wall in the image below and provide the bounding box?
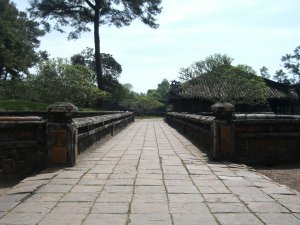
[165,111,300,164]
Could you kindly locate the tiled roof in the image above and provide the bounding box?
[264,79,299,101]
[176,74,299,104]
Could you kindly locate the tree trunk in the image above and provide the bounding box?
[94,6,103,90]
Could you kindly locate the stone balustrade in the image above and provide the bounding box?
[0,102,134,175]
[166,103,300,164]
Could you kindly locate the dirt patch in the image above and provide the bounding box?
[253,163,300,193]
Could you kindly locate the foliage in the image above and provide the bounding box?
[178,54,233,81]
[98,82,136,110]
[270,45,300,84]
[70,48,95,69]
[147,89,161,101]
[281,46,300,83]
[120,95,163,115]
[157,79,170,101]
[273,69,292,84]
[236,64,257,75]
[28,58,104,107]
[29,0,162,89]
[115,83,135,101]
[0,80,32,100]
[260,66,271,79]
[0,0,45,80]
[71,47,122,93]
[146,79,170,103]
[118,80,170,115]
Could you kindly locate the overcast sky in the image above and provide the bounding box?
[13,0,300,93]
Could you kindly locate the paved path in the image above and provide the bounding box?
[1,119,300,225]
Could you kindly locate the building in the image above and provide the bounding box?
[169,74,300,114]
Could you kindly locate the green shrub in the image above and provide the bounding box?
[0,80,32,100]
[27,59,104,107]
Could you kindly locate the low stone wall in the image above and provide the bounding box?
[165,112,214,153]
[0,103,134,175]
[0,117,46,174]
[166,107,300,164]
[73,112,134,157]
[0,111,125,118]
[233,114,300,163]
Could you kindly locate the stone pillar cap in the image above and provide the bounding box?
[211,102,234,119]
[47,102,78,113]
[211,102,234,112]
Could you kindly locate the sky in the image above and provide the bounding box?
[13,0,300,93]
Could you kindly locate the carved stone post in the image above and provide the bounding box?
[46,102,78,166]
[211,103,235,160]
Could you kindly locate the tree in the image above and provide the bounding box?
[273,69,292,84]
[71,47,122,92]
[71,48,94,69]
[147,89,161,101]
[120,95,163,115]
[0,0,45,80]
[281,46,300,83]
[236,64,257,75]
[28,58,103,106]
[157,79,170,100]
[179,54,233,81]
[29,0,162,90]
[260,66,270,79]
[110,83,133,103]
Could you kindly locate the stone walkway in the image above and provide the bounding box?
[0,119,300,225]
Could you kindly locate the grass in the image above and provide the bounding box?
[0,99,48,111]
[0,99,101,112]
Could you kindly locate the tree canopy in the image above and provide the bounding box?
[28,58,103,106]
[262,46,300,84]
[178,54,233,81]
[71,47,122,93]
[0,0,45,80]
[119,80,167,115]
[157,79,170,99]
[281,46,300,83]
[29,0,162,90]
[273,69,291,84]
[260,66,271,79]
